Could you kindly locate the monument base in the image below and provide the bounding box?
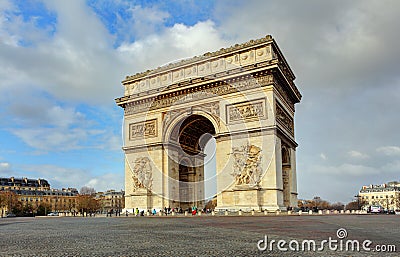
[216,187,286,212]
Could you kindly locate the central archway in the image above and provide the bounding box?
[169,114,216,210]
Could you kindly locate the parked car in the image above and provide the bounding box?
[5,213,16,218]
[47,212,59,216]
[369,205,383,214]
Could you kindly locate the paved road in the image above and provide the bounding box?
[0,215,399,256]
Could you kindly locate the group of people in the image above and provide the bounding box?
[162,206,182,215]
[127,206,213,216]
[126,207,156,216]
[130,208,145,216]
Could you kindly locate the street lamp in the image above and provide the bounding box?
[354,194,360,210]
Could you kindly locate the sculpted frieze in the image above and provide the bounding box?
[124,75,273,115]
[226,99,266,124]
[129,119,157,140]
[276,103,294,136]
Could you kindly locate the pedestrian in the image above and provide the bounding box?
[152,209,156,215]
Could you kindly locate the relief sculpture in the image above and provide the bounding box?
[276,103,294,135]
[230,144,262,186]
[132,157,153,191]
[227,99,266,123]
[124,75,273,115]
[129,119,157,140]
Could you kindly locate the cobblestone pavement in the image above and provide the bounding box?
[0,215,399,256]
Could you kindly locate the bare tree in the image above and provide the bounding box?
[330,202,345,211]
[77,195,100,216]
[345,201,359,210]
[80,186,96,196]
[0,191,7,217]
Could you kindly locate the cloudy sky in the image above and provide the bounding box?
[0,0,399,203]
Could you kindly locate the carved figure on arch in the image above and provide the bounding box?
[230,144,262,186]
[131,157,153,191]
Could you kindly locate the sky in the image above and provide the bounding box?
[0,0,399,204]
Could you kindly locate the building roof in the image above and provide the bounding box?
[360,182,400,193]
[0,177,50,188]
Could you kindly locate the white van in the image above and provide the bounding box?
[370,205,383,214]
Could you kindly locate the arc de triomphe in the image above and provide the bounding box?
[115,35,302,211]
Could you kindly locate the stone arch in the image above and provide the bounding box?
[163,109,220,144]
[164,113,218,209]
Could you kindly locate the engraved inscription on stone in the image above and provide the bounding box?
[129,119,157,140]
[227,99,266,124]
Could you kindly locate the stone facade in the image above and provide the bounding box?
[116,35,302,211]
[0,177,78,216]
[96,189,125,214]
[359,181,400,210]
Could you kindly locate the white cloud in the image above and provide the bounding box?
[12,127,103,152]
[0,161,27,178]
[348,150,369,159]
[117,20,228,72]
[6,97,107,152]
[0,162,10,170]
[119,4,169,40]
[21,164,122,191]
[316,163,380,177]
[376,146,400,156]
[0,3,229,105]
[85,173,124,192]
[382,160,400,172]
[8,97,86,128]
[0,0,124,103]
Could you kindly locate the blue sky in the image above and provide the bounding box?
[1,0,400,203]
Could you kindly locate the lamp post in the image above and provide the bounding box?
[354,194,360,210]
